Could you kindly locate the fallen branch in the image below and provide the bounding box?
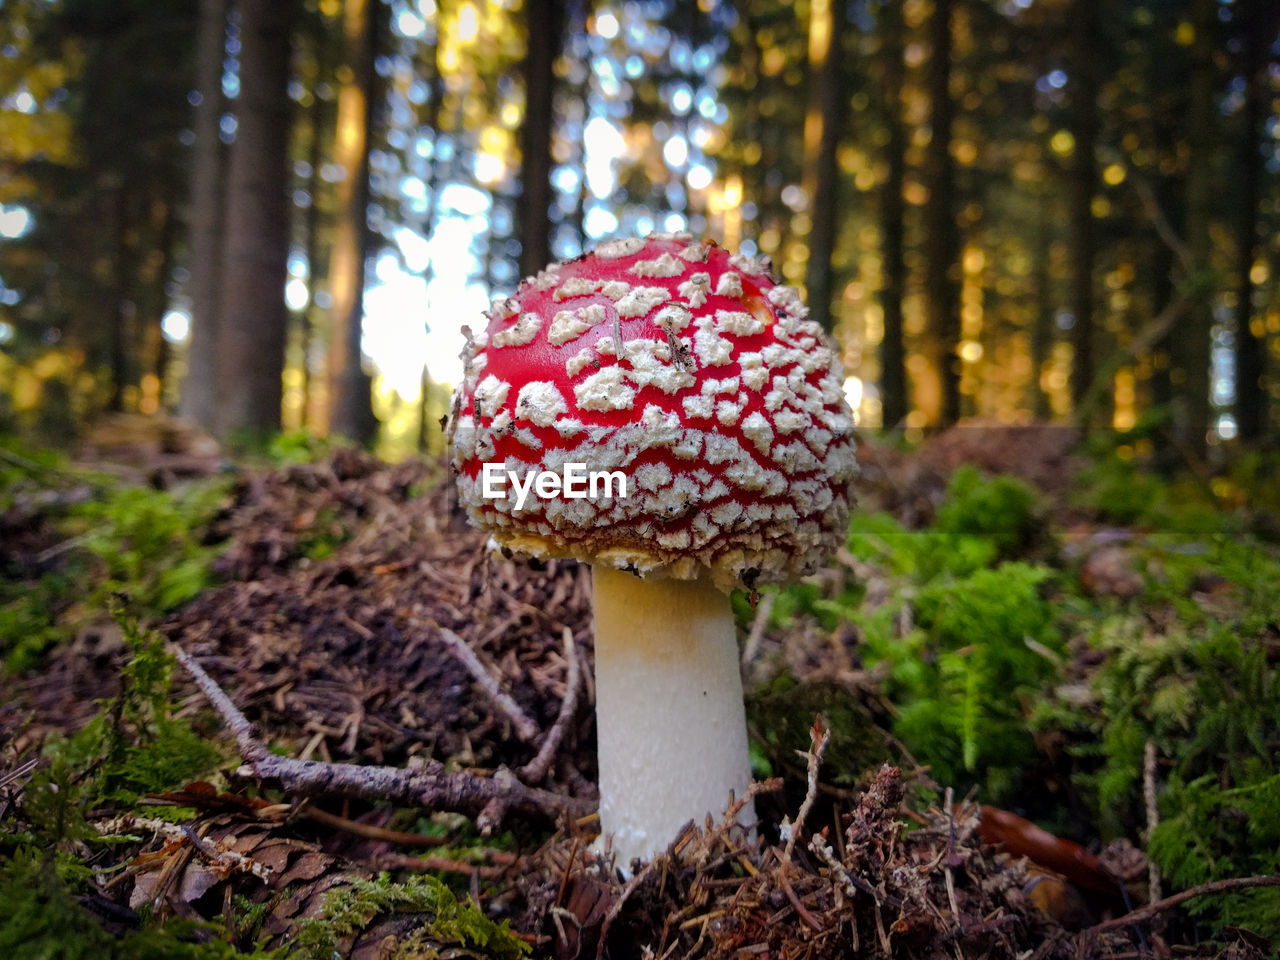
[172,643,593,829]
[435,624,541,744]
[1083,874,1280,937]
[519,626,582,784]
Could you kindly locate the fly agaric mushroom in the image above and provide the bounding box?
[447,233,857,867]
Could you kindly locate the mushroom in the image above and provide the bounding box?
[447,233,857,868]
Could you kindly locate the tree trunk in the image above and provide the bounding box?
[214,0,293,440]
[1030,185,1053,421]
[299,34,334,431]
[878,0,908,429]
[517,0,564,277]
[923,0,960,425]
[1175,0,1216,457]
[1232,0,1272,443]
[416,8,447,454]
[326,0,379,445]
[804,0,846,334]
[108,183,133,414]
[1067,0,1099,421]
[149,194,177,406]
[180,0,228,430]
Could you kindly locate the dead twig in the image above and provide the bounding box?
[299,805,450,849]
[377,850,515,879]
[782,717,829,860]
[435,624,541,744]
[172,643,592,828]
[1143,740,1162,907]
[740,591,775,669]
[519,626,582,784]
[1083,874,1280,937]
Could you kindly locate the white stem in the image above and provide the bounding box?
[591,565,755,867]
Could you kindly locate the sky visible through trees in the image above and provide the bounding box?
[0,0,1278,457]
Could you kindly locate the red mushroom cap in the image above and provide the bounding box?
[448,233,857,589]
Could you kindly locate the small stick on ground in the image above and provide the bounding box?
[435,624,541,744]
[1143,740,1162,906]
[783,717,829,860]
[741,591,775,669]
[1083,874,1280,937]
[519,626,582,784]
[172,643,592,827]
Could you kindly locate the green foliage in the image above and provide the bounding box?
[1148,772,1280,938]
[75,480,230,612]
[0,852,287,960]
[263,429,350,466]
[16,609,224,855]
[0,568,77,672]
[755,467,1058,804]
[0,456,230,672]
[933,465,1037,557]
[1052,609,1280,838]
[891,563,1059,794]
[293,874,528,960]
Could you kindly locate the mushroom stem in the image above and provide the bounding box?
[591,564,755,867]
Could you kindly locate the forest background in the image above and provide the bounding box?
[2,0,1278,458]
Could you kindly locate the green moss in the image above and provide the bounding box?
[292,874,528,960]
[933,465,1037,557]
[0,457,231,673]
[0,854,286,960]
[1148,772,1280,939]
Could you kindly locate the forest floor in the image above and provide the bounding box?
[2,418,1279,959]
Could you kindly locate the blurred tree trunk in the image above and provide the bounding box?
[923,0,960,425]
[1148,178,1180,418]
[299,21,336,430]
[108,183,133,413]
[1067,0,1098,422]
[326,0,379,445]
[1232,0,1272,443]
[416,11,446,454]
[214,0,293,439]
[148,191,176,407]
[1030,185,1053,421]
[804,0,846,334]
[1174,0,1216,457]
[180,0,228,430]
[878,0,907,429]
[518,0,564,277]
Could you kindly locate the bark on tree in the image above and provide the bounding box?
[416,12,447,454]
[148,192,177,406]
[923,0,960,425]
[1030,185,1054,421]
[1232,0,1274,442]
[1067,0,1099,421]
[878,0,908,429]
[213,0,294,440]
[804,0,847,334]
[517,0,564,278]
[1175,0,1217,457]
[108,183,133,414]
[326,0,379,445]
[180,0,228,430]
[299,23,335,431]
